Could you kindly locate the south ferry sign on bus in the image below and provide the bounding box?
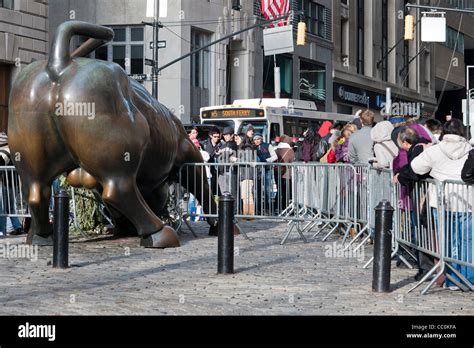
[201,108,265,119]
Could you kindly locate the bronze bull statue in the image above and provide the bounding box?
[8,21,217,248]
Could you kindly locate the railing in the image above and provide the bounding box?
[1,163,472,293]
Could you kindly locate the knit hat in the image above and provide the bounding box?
[222,126,234,135]
[245,124,254,132]
[253,133,263,141]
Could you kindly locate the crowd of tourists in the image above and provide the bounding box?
[187,110,474,290]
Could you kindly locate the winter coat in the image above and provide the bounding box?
[348,126,374,164]
[411,134,472,209]
[275,142,295,179]
[461,150,474,185]
[301,138,328,163]
[335,138,350,163]
[327,148,336,163]
[202,139,224,163]
[371,121,399,169]
[392,122,432,173]
[397,138,430,186]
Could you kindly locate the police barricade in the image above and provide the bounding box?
[392,179,474,294]
[0,166,111,238]
[361,167,411,269]
[176,162,361,245]
[438,180,474,292]
[0,166,29,218]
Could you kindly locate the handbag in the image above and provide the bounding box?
[313,140,329,162]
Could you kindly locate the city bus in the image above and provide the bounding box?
[200,99,355,142]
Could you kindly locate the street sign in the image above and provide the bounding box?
[150,41,167,49]
[421,13,446,42]
[145,58,154,66]
[129,74,150,81]
[263,25,294,56]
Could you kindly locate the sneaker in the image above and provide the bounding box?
[9,228,25,236]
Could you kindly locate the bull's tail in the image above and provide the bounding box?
[47,21,114,80]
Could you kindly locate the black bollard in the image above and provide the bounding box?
[53,189,70,269]
[372,200,394,292]
[218,192,235,274]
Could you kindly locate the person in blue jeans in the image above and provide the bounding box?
[411,119,474,288]
[432,209,473,288]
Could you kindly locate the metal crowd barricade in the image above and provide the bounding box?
[438,180,474,292]
[0,166,112,238]
[362,167,413,269]
[391,178,474,294]
[0,166,29,218]
[176,162,362,245]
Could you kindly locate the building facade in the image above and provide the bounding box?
[332,0,438,121]
[0,0,48,131]
[46,0,473,126]
[433,0,474,121]
[48,0,334,123]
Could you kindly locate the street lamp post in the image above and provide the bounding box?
[144,0,163,101]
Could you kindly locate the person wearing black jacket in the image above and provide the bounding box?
[201,127,224,197]
[462,149,474,184]
[392,127,433,281]
[216,127,238,197]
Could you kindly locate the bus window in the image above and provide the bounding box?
[239,121,268,139]
[270,123,280,140]
[283,117,297,137]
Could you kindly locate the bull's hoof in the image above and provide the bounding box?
[140,226,180,248]
[233,225,240,236]
[31,234,54,246]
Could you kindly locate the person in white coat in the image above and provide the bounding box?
[370,121,399,169]
[411,119,473,289]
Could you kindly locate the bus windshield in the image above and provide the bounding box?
[238,121,268,139]
[201,120,235,132]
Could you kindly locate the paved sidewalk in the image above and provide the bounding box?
[0,221,472,315]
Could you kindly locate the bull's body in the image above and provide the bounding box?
[8,21,215,247]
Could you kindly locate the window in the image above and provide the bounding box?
[357,0,364,75]
[90,26,145,75]
[0,0,14,10]
[444,26,465,54]
[381,0,388,81]
[191,30,211,89]
[263,55,293,98]
[300,0,327,38]
[299,59,326,103]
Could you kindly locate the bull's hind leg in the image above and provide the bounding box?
[101,177,179,248]
[24,180,53,245]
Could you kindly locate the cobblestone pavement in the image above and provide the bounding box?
[0,220,472,315]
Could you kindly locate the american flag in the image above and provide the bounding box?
[261,0,291,26]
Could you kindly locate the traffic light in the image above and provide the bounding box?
[297,22,307,46]
[404,15,414,40]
